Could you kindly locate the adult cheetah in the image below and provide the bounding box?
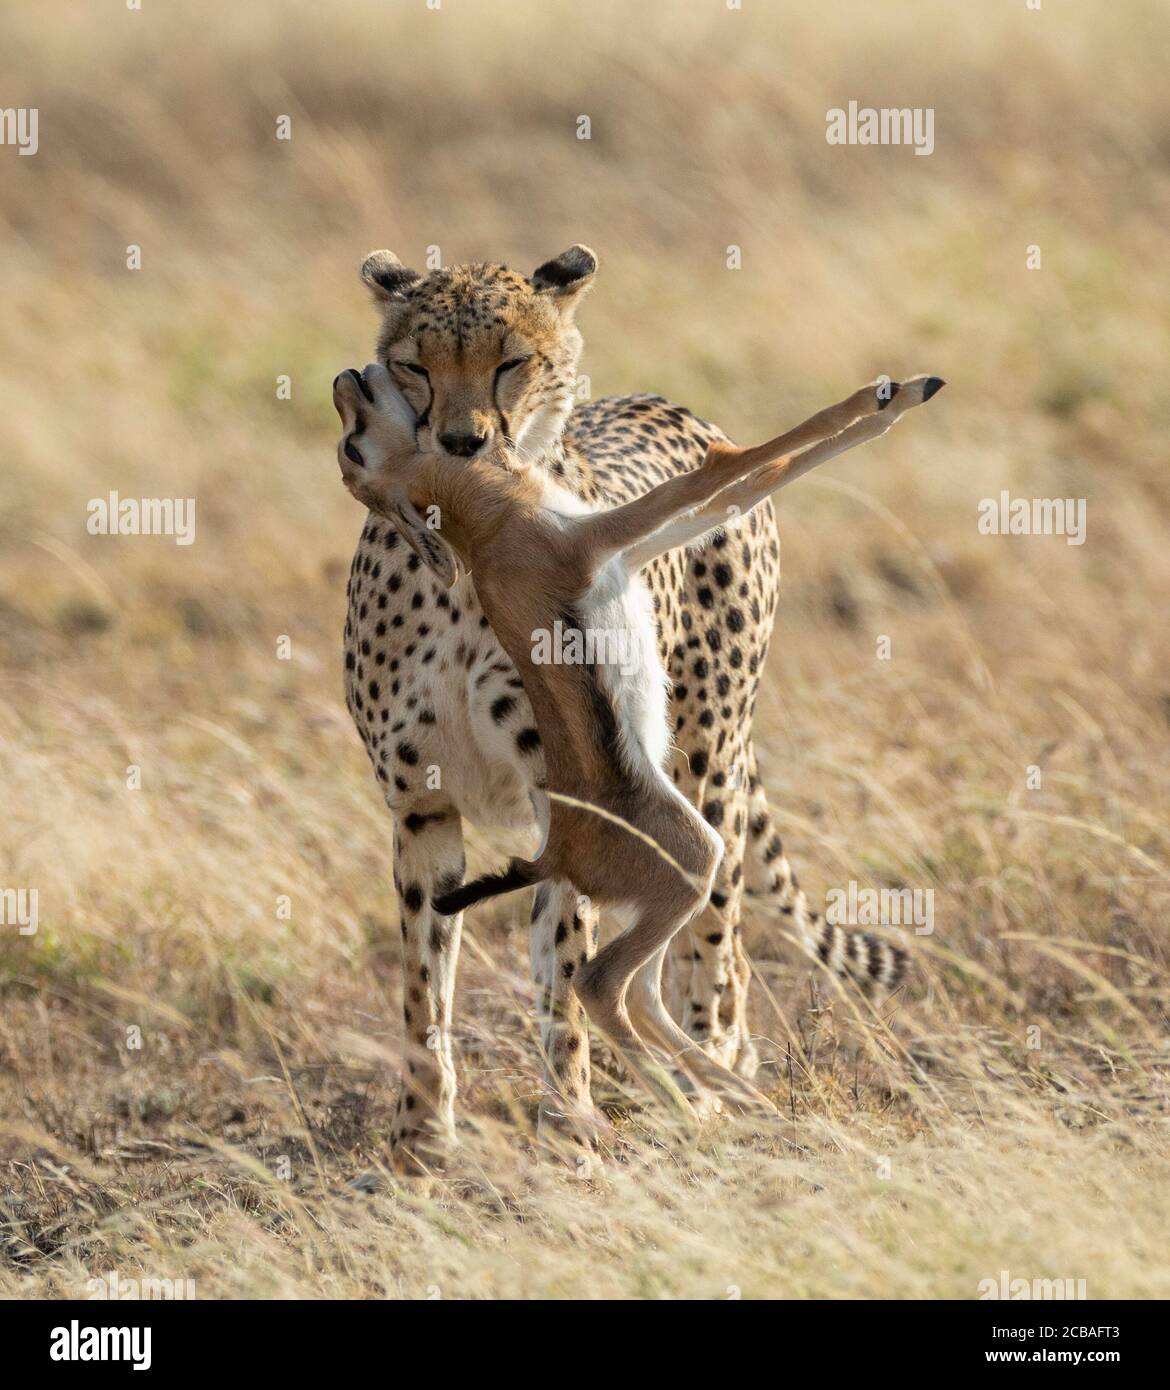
[342,245,905,1171]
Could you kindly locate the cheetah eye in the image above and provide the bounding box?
[398,362,429,378]
[496,357,530,376]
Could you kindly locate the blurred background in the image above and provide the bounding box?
[1,0,1168,1298]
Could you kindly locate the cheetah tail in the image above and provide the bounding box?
[432,858,543,917]
[742,762,908,995]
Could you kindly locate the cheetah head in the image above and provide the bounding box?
[359,246,595,466]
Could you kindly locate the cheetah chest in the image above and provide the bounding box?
[345,524,544,832]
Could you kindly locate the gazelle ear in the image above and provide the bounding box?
[360,250,422,306]
[531,245,597,314]
[389,493,459,589]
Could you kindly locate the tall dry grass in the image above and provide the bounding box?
[1,0,1168,1298]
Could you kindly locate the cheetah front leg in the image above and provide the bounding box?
[666,743,757,1075]
[389,803,467,1175]
[529,880,604,1161]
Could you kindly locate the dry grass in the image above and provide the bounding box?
[2,0,1169,1299]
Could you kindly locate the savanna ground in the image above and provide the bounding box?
[1,0,1169,1300]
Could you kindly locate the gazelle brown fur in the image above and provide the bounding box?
[333,363,944,1116]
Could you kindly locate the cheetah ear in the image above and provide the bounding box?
[531,245,597,313]
[389,493,460,590]
[360,250,422,306]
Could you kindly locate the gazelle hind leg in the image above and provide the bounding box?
[627,946,776,1114]
[574,903,710,1123]
[581,983,695,1124]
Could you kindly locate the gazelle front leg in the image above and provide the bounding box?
[622,375,944,571]
[709,374,944,518]
[569,379,891,570]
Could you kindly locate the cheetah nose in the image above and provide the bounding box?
[439,431,488,458]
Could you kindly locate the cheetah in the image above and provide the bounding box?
[334,360,941,1128]
[342,245,913,1171]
